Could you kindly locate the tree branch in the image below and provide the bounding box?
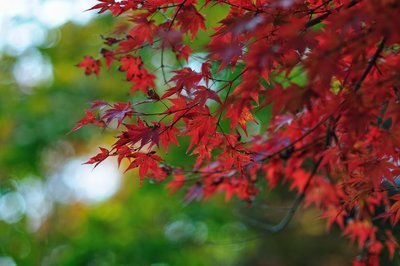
[231,156,324,233]
[354,37,386,92]
[305,0,361,28]
[266,156,323,232]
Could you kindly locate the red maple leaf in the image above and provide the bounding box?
[343,221,376,249]
[166,174,186,194]
[176,4,205,40]
[84,147,109,167]
[114,118,160,150]
[119,55,142,81]
[125,152,163,182]
[101,102,133,127]
[70,110,101,132]
[128,15,157,45]
[77,56,101,76]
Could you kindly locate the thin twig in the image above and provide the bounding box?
[160,1,186,87]
[216,68,247,124]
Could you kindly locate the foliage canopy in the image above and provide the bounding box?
[75,1,400,264]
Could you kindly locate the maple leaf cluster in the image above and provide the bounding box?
[74,0,400,264]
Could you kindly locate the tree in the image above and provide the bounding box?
[73,1,400,265]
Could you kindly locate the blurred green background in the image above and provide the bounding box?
[0,1,356,265]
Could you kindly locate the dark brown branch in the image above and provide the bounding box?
[266,156,323,232]
[210,156,324,243]
[305,0,361,28]
[259,113,333,161]
[305,12,331,28]
[354,37,386,92]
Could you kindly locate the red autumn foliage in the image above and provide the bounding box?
[77,56,101,76]
[74,0,400,264]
